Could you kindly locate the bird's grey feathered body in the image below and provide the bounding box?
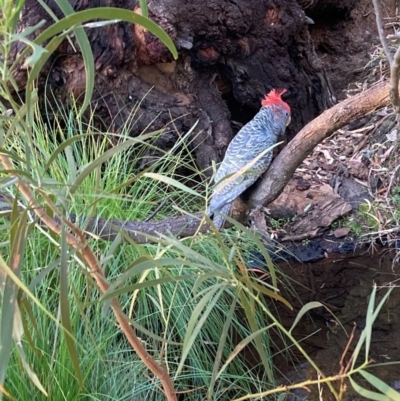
[208,89,291,228]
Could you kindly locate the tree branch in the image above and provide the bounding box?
[249,80,390,206]
[372,0,400,114]
[372,0,393,63]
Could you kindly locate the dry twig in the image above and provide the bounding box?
[372,0,400,114]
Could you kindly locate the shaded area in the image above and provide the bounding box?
[252,247,400,400]
[9,0,338,175]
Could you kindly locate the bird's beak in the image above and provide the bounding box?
[286,116,291,127]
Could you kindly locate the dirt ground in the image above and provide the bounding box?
[308,0,391,98]
[261,0,400,248]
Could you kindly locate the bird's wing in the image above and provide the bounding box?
[215,123,274,182]
[209,180,245,212]
[209,173,259,213]
[209,118,274,213]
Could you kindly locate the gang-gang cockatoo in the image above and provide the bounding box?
[208,88,291,228]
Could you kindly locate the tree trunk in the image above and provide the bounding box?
[10,0,337,174]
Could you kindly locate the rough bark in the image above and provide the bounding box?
[9,0,335,175]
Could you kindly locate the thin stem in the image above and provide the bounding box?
[390,45,400,113]
[0,154,178,401]
[372,0,393,64]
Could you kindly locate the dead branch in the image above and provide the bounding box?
[372,0,393,63]
[249,80,390,206]
[372,0,400,114]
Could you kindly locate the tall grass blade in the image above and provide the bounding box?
[52,0,95,115]
[13,306,48,395]
[44,134,88,171]
[139,0,149,18]
[359,370,400,401]
[0,205,28,397]
[102,274,197,301]
[216,323,276,381]
[364,285,377,362]
[238,290,274,383]
[240,276,292,309]
[60,223,83,386]
[70,133,159,193]
[175,284,225,378]
[351,287,393,370]
[224,215,278,290]
[208,294,237,398]
[33,8,178,59]
[144,172,203,197]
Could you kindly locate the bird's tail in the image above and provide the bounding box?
[210,202,231,229]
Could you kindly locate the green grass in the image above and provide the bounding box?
[0,102,295,400]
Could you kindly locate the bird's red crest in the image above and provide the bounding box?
[261,89,290,111]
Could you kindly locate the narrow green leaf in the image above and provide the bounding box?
[103,257,182,298]
[351,287,393,370]
[19,298,41,356]
[224,214,278,290]
[34,8,178,59]
[192,271,231,296]
[217,322,276,381]
[101,274,196,301]
[0,273,17,391]
[359,370,400,401]
[144,172,203,197]
[238,290,273,383]
[60,223,83,386]
[175,284,224,379]
[155,233,227,273]
[139,0,149,18]
[241,277,292,309]
[364,286,376,363]
[289,302,325,334]
[70,133,159,193]
[126,316,180,346]
[0,256,70,337]
[0,208,28,392]
[26,34,69,123]
[100,232,123,270]
[52,0,95,115]
[13,306,47,395]
[350,377,395,401]
[44,134,89,170]
[208,295,237,398]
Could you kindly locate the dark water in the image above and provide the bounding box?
[263,247,400,400]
